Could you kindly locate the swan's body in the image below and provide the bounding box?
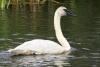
[8,6,76,55]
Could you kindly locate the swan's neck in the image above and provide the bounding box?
[54,12,71,51]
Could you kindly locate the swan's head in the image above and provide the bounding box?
[56,6,76,16]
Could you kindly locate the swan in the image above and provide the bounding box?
[8,6,76,55]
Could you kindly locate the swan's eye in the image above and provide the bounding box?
[63,9,72,14]
[63,9,76,16]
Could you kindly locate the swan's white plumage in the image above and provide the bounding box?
[8,6,75,55]
[8,39,64,55]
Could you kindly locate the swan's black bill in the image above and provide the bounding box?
[63,9,76,16]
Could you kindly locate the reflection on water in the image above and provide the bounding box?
[0,0,100,67]
[0,51,72,67]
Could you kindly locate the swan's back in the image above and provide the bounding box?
[8,39,64,55]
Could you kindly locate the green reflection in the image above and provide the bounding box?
[0,9,10,38]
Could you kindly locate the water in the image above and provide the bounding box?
[0,0,100,67]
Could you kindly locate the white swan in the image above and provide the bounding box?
[8,6,76,55]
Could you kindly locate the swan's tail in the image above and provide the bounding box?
[8,49,14,53]
[8,49,34,55]
[8,49,22,55]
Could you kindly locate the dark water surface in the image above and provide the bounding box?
[0,0,100,67]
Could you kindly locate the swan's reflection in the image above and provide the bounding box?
[10,51,71,67]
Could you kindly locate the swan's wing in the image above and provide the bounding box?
[9,39,64,54]
[14,40,32,49]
